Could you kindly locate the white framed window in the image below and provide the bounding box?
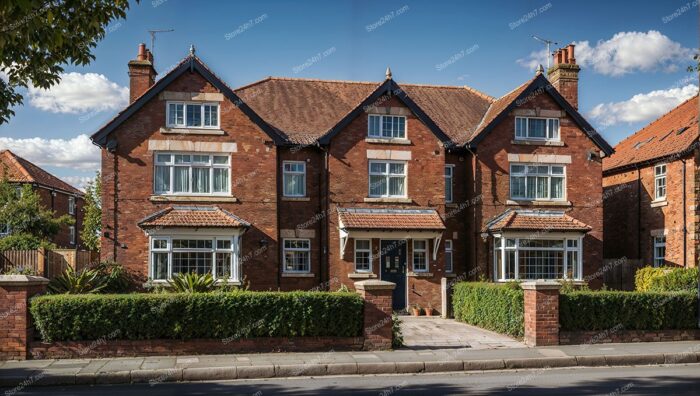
[368,114,406,139]
[154,153,230,196]
[494,236,582,281]
[283,239,311,273]
[69,226,76,245]
[283,161,306,197]
[369,160,406,197]
[653,236,666,267]
[68,196,75,215]
[166,101,219,129]
[444,240,453,273]
[654,164,667,200]
[149,236,240,281]
[515,117,560,141]
[354,239,372,272]
[445,165,454,203]
[413,239,428,272]
[510,164,565,201]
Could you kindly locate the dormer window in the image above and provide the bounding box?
[167,102,219,129]
[515,117,559,141]
[368,115,406,139]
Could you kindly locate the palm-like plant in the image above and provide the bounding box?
[168,272,216,293]
[47,266,108,294]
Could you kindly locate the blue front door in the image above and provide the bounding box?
[380,240,407,311]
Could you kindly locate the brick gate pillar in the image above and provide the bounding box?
[355,280,396,350]
[0,275,49,360]
[522,280,561,347]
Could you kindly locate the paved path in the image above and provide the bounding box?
[399,316,525,349]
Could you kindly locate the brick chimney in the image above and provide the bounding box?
[128,43,157,103]
[547,44,580,109]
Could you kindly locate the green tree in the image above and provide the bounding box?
[0,0,136,124]
[0,178,73,250]
[81,172,101,251]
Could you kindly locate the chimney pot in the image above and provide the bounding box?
[137,43,147,61]
[129,43,157,103]
[547,43,580,109]
[567,44,576,64]
[561,48,569,63]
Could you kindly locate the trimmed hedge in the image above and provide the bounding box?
[560,291,698,331]
[635,267,699,292]
[452,282,524,338]
[30,291,364,342]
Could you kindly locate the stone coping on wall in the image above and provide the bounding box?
[560,329,700,345]
[0,275,50,286]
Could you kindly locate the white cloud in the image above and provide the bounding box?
[60,176,94,192]
[0,134,100,171]
[516,31,694,76]
[587,84,698,127]
[28,72,128,114]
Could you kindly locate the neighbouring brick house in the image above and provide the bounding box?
[603,95,699,269]
[0,149,85,248]
[91,43,612,311]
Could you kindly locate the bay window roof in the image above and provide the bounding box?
[338,208,445,231]
[485,209,591,233]
[138,206,251,229]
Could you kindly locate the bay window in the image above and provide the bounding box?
[494,236,582,280]
[167,102,219,128]
[368,114,406,139]
[283,239,311,273]
[515,117,559,141]
[510,164,565,201]
[283,161,306,197]
[154,153,230,195]
[369,160,406,197]
[150,236,240,281]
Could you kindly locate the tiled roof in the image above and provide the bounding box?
[235,77,494,145]
[467,78,534,142]
[338,208,446,230]
[138,206,251,228]
[603,95,699,172]
[0,150,83,195]
[485,210,591,232]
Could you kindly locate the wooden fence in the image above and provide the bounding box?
[601,258,645,290]
[0,249,99,278]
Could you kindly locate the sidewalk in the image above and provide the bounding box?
[1,341,699,388]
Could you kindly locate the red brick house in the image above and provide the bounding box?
[0,149,85,248]
[91,43,612,311]
[603,95,699,269]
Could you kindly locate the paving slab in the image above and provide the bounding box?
[400,316,526,350]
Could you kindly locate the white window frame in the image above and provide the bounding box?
[444,240,453,273]
[445,165,454,203]
[510,163,566,201]
[654,164,667,201]
[69,226,76,245]
[283,238,311,273]
[368,160,407,198]
[412,239,429,272]
[653,236,666,267]
[166,101,220,129]
[282,161,307,197]
[367,114,407,139]
[68,196,75,215]
[514,116,560,141]
[354,239,372,273]
[153,152,231,196]
[493,235,582,281]
[148,235,240,281]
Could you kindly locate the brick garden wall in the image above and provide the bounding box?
[560,329,700,345]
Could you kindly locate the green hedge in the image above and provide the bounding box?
[560,291,698,331]
[635,267,699,292]
[452,282,524,338]
[30,291,364,342]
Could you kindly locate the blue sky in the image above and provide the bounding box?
[0,0,697,188]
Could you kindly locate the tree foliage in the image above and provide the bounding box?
[80,172,101,251]
[0,0,135,124]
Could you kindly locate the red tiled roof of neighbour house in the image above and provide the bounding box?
[337,208,446,230]
[485,210,592,232]
[0,150,83,195]
[138,206,251,228]
[603,95,699,172]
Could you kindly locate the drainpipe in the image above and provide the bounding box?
[276,148,282,289]
[316,142,329,289]
[464,144,479,279]
[636,166,641,262]
[680,158,688,268]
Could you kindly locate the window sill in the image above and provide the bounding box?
[364,197,412,203]
[348,272,377,279]
[650,199,668,208]
[506,199,571,207]
[407,271,433,278]
[282,272,315,278]
[365,138,412,145]
[150,195,238,203]
[511,139,565,147]
[281,196,311,202]
[160,127,225,135]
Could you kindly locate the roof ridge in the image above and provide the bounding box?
[461,85,495,102]
[233,76,273,91]
[263,76,380,85]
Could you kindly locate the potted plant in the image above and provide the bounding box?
[410,304,421,316]
[424,303,434,317]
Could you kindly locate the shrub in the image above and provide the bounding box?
[168,272,216,293]
[452,282,524,338]
[30,291,364,342]
[649,268,698,292]
[635,267,669,291]
[47,267,108,294]
[559,291,697,331]
[391,312,404,349]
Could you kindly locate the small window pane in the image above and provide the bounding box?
[217,239,232,250]
[157,154,172,163]
[186,104,202,127]
[368,115,381,137]
[174,167,189,193]
[370,162,386,173]
[204,104,218,127]
[528,119,546,138]
[152,253,169,280]
[389,163,404,175]
[174,155,191,164]
[213,156,228,164]
[155,166,170,193]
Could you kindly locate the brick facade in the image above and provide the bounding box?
[0,276,48,360]
[522,281,560,346]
